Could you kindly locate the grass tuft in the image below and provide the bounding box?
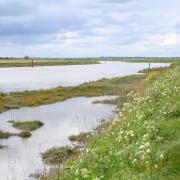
[8,120,44,131]
[41,146,77,165]
[69,132,91,143]
[0,130,15,139]
[18,131,32,138]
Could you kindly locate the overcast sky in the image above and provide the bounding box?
[0,0,180,57]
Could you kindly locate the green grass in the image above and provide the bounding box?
[99,57,180,63]
[0,129,32,139]
[0,58,98,67]
[0,130,15,139]
[0,120,43,140]
[0,57,179,68]
[44,65,180,179]
[18,131,32,138]
[0,74,146,113]
[8,120,44,131]
[69,132,91,143]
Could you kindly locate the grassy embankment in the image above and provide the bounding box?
[42,64,180,179]
[0,58,98,67]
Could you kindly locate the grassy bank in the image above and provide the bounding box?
[100,57,180,63]
[0,74,146,113]
[0,57,179,68]
[43,65,180,179]
[0,58,98,68]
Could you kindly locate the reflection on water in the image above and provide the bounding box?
[0,61,170,92]
[0,96,115,180]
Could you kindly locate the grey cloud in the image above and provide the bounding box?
[0,0,180,57]
[0,1,34,16]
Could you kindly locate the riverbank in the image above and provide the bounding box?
[0,74,146,113]
[0,57,179,68]
[103,57,180,63]
[0,58,98,68]
[43,64,180,179]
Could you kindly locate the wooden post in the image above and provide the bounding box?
[32,59,34,68]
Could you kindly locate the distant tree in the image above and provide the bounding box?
[24,56,30,59]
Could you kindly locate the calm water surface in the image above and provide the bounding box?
[0,61,170,92]
[0,96,115,180]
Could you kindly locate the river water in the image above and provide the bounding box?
[0,96,115,180]
[0,61,169,93]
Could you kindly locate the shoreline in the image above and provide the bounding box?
[43,63,180,180]
[0,73,147,113]
[0,58,179,68]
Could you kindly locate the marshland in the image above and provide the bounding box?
[0,58,179,179]
[1,0,180,179]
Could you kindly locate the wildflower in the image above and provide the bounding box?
[93,177,101,180]
[160,153,164,160]
[132,159,137,164]
[81,168,89,178]
[75,169,79,175]
[141,155,145,160]
[146,148,151,153]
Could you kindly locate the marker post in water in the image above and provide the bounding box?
[149,59,151,70]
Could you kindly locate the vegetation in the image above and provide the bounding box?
[0,130,15,139]
[8,120,44,131]
[0,74,146,113]
[43,65,180,179]
[18,131,32,138]
[0,58,98,68]
[0,59,179,179]
[41,146,77,165]
[0,57,179,68]
[99,57,180,63]
[69,132,91,143]
[0,129,32,139]
[0,144,4,149]
[0,120,43,140]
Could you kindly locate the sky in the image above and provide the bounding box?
[0,0,180,57]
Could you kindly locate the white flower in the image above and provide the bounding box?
[81,168,89,178]
[132,159,137,164]
[160,153,164,159]
[93,177,101,180]
[146,149,151,153]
